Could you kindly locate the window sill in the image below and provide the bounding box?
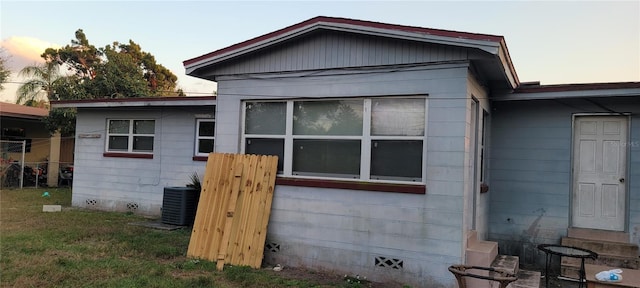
[275,177,425,194]
[103,152,153,159]
[192,156,208,161]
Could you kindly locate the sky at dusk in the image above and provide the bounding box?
[1,1,638,103]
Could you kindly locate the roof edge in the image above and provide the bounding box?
[515,82,640,93]
[494,81,640,101]
[183,16,505,69]
[51,96,216,108]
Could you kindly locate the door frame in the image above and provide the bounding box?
[569,113,631,231]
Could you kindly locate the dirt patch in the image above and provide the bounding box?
[262,266,408,288]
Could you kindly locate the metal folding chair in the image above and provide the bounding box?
[448,264,518,288]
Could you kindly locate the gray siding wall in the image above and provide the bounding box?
[214,63,470,287]
[489,98,640,265]
[210,30,472,76]
[72,106,214,215]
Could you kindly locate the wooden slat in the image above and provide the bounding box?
[216,161,244,270]
[228,155,258,264]
[203,153,232,259]
[206,154,237,261]
[235,155,264,265]
[250,156,278,267]
[187,153,223,257]
[187,153,279,270]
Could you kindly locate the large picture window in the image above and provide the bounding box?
[106,119,155,153]
[195,119,215,156]
[242,97,426,183]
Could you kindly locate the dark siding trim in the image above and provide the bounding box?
[275,177,426,194]
[103,152,153,159]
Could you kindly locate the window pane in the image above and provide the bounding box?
[245,102,286,134]
[133,120,155,134]
[372,98,425,136]
[199,121,215,136]
[109,120,130,134]
[108,136,128,151]
[198,139,214,154]
[293,139,360,178]
[133,136,154,152]
[245,138,284,172]
[294,100,363,135]
[371,140,422,181]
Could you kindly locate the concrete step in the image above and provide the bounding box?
[508,269,541,288]
[490,255,540,288]
[492,255,519,275]
[465,240,499,288]
[562,254,640,269]
[568,227,629,244]
[560,236,640,279]
[562,237,639,258]
[467,240,498,267]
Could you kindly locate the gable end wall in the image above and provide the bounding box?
[205,30,476,76]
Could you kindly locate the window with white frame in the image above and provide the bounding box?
[242,97,426,183]
[106,119,155,153]
[195,119,215,156]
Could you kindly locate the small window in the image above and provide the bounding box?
[106,119,155,153]
[195,119,215,156]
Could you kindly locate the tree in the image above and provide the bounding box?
[0,49,10,91]
[43,29,100,79]
[43,30,182,98]
[32,29,184,136]
[16,61,62,105]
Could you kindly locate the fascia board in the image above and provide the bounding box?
[51,99,216,108]
[494,88,640,101]
[185,21,501,75]
[497,42,518,89]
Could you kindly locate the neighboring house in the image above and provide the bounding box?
[0,102,76,187]
[0,102,50,163]
[51,97,216,213]
[52,16,640,287]
[0,102,56,187]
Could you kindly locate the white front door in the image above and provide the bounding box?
[572,116,628,231]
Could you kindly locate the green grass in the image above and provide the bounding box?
[0,188,359,288]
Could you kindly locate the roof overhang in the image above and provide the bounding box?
[493,82,640,101]
[50,96,216,109]
[0,102,49,120]
[184,16,519,89]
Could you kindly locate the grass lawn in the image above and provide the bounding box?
[0,188,368,288]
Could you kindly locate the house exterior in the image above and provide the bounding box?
[489,83,640,263]
[51,97,216,213]
[0,102,50,163]
[182,16,512,287]
[52,16,640,287]
[0,102,54,187]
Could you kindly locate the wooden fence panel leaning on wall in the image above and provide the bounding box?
[187,153,279,270]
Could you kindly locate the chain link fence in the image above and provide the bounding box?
[1,140,73,189]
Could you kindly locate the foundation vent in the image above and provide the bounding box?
[265,242,281,253]
[374,256,403,269]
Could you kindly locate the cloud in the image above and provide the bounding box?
[1,37,59,72]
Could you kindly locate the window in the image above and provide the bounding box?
[242,97,426,183]
[195,119,215,156]
[106,119,155,153]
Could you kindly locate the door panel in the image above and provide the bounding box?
[572,116,627,231]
